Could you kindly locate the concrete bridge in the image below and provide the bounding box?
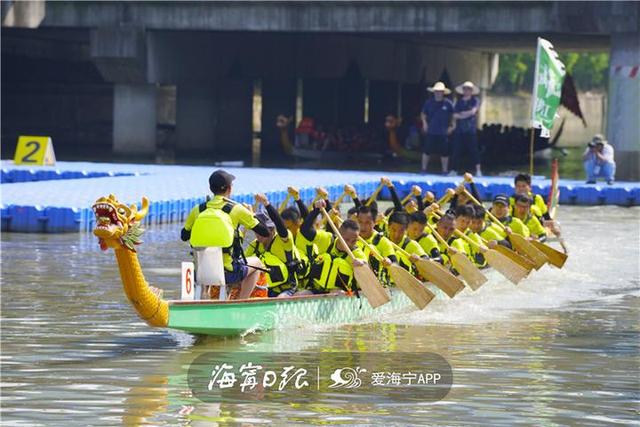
[2,1,638,178]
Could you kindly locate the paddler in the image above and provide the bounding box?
[454,205,486,268]
[282,186,319,261]
[489,194,530,238]
[299,200,367,295]
[181,170,269,299]
[247,193,308,297]
[511,194,548,242]
[386,211,429,273]
[469,205,512,249]
[510,173,552,223]
[407,211,442,262]
[356,204,397,284]
[434,212,472,270]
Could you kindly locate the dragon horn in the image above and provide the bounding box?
[133,197,149,222]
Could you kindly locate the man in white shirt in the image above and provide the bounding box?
[583,134,616,185]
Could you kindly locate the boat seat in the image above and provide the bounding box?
[192,247,227,300]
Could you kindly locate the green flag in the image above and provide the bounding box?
[531,38,566,137]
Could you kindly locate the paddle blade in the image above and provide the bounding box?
[414,258,465,298]
[353,264,391,308]
[530,240,568,268]
[509,234,548,269]
[450,252,488,291]
[388,264,435,310]
[484,249,529,285]
[494,244,536,272]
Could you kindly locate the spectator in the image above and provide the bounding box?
[583,134,616,185]
[421,81,455,174]
[451,81,482,177]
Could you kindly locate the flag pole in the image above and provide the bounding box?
[529,129,535,176]
[529,37,542,176]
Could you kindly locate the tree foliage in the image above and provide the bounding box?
[493,52,609,93]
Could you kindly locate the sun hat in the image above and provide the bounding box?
[427,81,451,95]
[455,81,480,95]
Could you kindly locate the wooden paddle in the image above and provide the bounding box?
[365,182,384,207]
[388,240,465,299]
[429,205,536,273]
[460,188,549,269]
[425,222,488,291]
[401,185,422,205]
[453,230,529,285]
[333,190,349,210]
[361,238,435,310]
[422,191,435,206]
[333,216,435,308]
[493,243,536,272]
[320,208,390,308]
[435,188,456,207]
[278,193,292,213]
[530,239,568,268]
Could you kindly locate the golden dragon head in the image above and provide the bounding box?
[92,194,149,251]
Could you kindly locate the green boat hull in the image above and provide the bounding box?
[167,285,450,336]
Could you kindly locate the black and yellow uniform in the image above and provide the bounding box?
[301,208,366,293]
[516,213,547,242]
[246,204,308,296]
[509,192,550,221]
[394,235,426,273]
[310,239,367,293]
[181,195,269,274]
[291,198,320,260]
[464,229,487,268]
[414,232,442,261]
[496,215,530,238]
[357,232,397,285]
[435,234,472,269]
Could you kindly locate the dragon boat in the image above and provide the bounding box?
[92,194,472,337]
[93,163,563,337]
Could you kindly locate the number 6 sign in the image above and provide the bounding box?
[181,262,195,300]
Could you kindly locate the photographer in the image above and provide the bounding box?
[583,134,616,185]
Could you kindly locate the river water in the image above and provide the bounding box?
[1,206,639,426]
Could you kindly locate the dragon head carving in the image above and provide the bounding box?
[92,195,149,251]
[276,114,292,129]
[384,115,401,131]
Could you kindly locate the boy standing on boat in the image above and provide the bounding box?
[181,170,270,299]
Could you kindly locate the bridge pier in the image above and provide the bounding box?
[113,84,157,156]
[175,83,217,155]
[607,32,640,181]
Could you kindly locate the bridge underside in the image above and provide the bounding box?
[2,1,638,178]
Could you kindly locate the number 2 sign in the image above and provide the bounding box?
[14,136,56,166]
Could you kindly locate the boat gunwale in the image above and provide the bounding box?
[168,292,354,306]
